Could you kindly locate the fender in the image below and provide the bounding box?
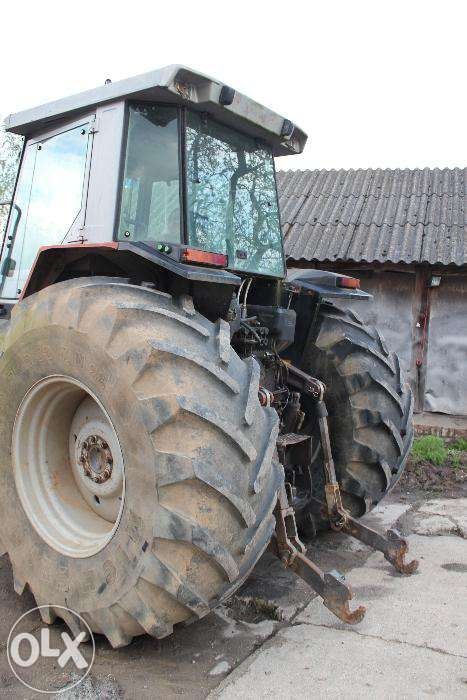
[20,241,241,300]
[16,241,241,322]
[286,268,371,300]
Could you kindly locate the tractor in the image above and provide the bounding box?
[0,66,416,647]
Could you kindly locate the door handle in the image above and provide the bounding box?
[0,202,22,287]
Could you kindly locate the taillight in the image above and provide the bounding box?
[337,275,360,289]
[181,248,228,268]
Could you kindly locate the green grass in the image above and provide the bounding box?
[411,435,466,469]
[411,436,448,466]
[451,437,467,452]
[447,449,461,469]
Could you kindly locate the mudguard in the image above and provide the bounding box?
[286,268,371,300]
[18,241,241,300]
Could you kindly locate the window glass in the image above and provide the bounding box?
[0,124,89,298]
[185,111,284,277]
[118,105,181,244]
[0,144,36,298]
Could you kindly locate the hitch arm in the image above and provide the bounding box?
[274,360,418,628]
[341,518,419,575]
[315,398,418,576]
[289,551,366,624]
[272,485,366,625]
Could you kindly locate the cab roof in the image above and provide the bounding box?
[4,65,307,157]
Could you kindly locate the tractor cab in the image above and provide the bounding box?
[1,66,307,302]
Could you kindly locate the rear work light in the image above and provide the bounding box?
[181,248,228,268]
[337,275,360,289]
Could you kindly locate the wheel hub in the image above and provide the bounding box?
[80,435,114,484]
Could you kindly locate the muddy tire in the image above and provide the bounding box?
[300,302,413,532]
[0,278,282,647]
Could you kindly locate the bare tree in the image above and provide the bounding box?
[0,126,22,238]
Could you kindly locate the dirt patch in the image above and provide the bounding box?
[397,454,467,498]
[225,596,282,623]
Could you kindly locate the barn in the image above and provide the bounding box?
[276,168,467,435]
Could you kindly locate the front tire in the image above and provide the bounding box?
[0,278,282,647]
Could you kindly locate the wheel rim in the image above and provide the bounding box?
[12,376,125,558]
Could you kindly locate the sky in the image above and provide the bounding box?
[1,0,466,172]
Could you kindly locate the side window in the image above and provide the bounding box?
[0,144,36,298]
[118,105,181,244]
[0,124,90,299]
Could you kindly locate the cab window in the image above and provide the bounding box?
[118,105,181,244]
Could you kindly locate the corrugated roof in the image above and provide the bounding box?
[277,168,467,266]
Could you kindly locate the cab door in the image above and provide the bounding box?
[0,116,93,301]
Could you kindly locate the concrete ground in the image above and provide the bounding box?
[214,498,467,699]
[0,495,465,698]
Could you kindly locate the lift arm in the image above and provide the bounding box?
[271,364,418,625]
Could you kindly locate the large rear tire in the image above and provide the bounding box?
[0,278,282,647]
[300,302,413,531]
